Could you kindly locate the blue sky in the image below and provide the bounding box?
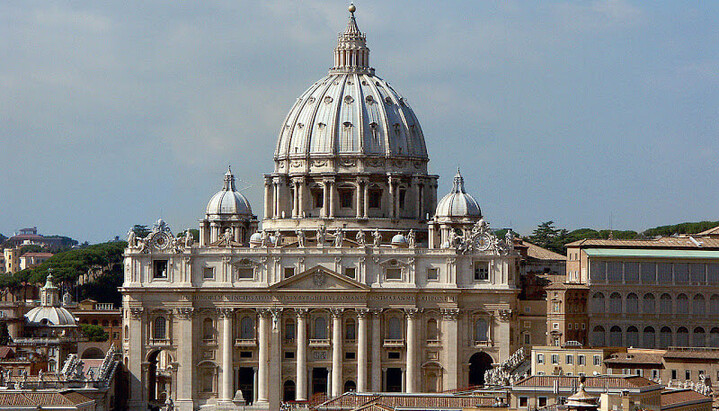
[1,1,717,243]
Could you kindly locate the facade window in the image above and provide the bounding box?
[284,267,295,279]
[685,370,691,380]
[566,355,574,365]
[524,334,531,344]
[427,319,438,341]
[314,317,328,339]
[537,353,544,364]
[203,266,215,279]
[344,267,356,279]
[387,317,402,339]
[626,293,639,313]
[538,397,547,407]
[551,354,559,364]
[200,366,215,393]
[593,355,601,366]
[345,319,356,340]
[388,351,400,359]
[474,261,489,281]
[312,189,323,208]
[591,293,605,313]
[153,260,168,279]
[677,294,689,314]
[519,397,528,407]
[345,352,356,360]
[553,323,559,330]
[398,189,407,210]
[202,318,215,341]
[568,323,573,330]
[671,369,677,379]
[284,351,295,359]
[578,355,585,365]
[554,302,560,313]
[240,316,255,339]
[237,267,254,279]
[153,317,166,340]
[386,268,402,280]
[609,293,622,314]
[339,188,353,208]
[369,189,382,209]
[427,268,439,281]
[474,319,488,342]
[285,320,295,342]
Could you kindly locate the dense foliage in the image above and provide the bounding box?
[80,324,109,342]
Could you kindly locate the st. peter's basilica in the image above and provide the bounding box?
[122,6,520,410]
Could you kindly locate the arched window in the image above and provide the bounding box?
[102,320,109,327]
[609,293,622,314]
[199,363,216,393]
[314,317,328,340]
[692,327,705,347]
[660,294,672,314]
[693,294,706,316]
[710,295,719,315]
[124,325,129,340]
[591,293,605,313]
[710,328,719,348]
[609,326,622,346]
[626,293,639,314]
[426,319,438,341]
[676,327,689,346]
[283,380,296,401]
[387,317,402,340]
[345,319,356,341]
[677,294,689,314]
[626,326,639,347]
[154,317,166,340]
[591,326,605,346]
[344,380,356,393]
[203,318,215,341]
[474,319,488,343]
[240,316,255,339]
[659,327,672,348]
[642,327,655,348]
[642,293,655,314]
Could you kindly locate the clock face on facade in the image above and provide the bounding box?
[476,233,492,252]
[150,232,172,251]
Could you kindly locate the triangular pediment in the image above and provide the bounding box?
[270,265,370,291]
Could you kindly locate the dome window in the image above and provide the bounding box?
[317,122,326,129]
[344,95,354,104]
[324,96,333,104]
[307,97,316,104]
[365,95,374,104]
[343,121,353,128]
[384,97,393,105]
[297,123,304,129]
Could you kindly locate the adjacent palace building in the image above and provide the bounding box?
[122,6,521,411]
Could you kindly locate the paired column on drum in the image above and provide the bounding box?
[296,309,308,401]
[219,308,234,403]
[330,308,343,397]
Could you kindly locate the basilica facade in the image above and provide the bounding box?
[122,6,520,411]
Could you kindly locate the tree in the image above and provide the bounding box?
[80,324,109,342]
[527,221,560,250]
[0,322,10,345]
[131,225,151,238]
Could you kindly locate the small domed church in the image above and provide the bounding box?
[122,6,520,411]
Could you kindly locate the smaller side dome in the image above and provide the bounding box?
[391,233,408,248]
[206,166,253,217]
[434,169,482,219]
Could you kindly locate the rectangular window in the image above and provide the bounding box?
[553,323,559,330]
[593,355,601,366]
[675,263,689,284]
[153,260,168,279]
[339,189,353,208]
[344,267,356,279]
[554,302,560,312]
[551,354,559,364]
[284,351,295,359]
[345,352,356,360]
[388,351,400,359]
[652,369,659,379]
[474,261,489,281]
[538,397,548,407]
[640,262,656,284]
[624,262,639,283]
[203,266,215,279]
[568,323,573,330]
[578,355,585,365]
[313,190,323,208]
[582,323,586,330]
[590,261,606,282]
[427,268,439,281]
[237,267,254,279]
[519,397,528,407]
[240,351,252,358]
[686,370,691,380]
[284,267,295,279]
[398,189,407,210]
[285,322,295,341]
[386,268,402,280]
[537,354,544,364]
[658,263,672,283]
[369,189,382,209]
[524,334,531,344]
[566,355,574,365]
[671,369,677,380]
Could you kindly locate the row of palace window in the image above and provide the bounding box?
[146,315,491,344]
[536,353,602,366]
[589,261,719,284]
[590,325,719,348]
[591,292,719,315]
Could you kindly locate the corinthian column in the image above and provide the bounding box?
[296,309,308,401]
[175,308,194,408]
[441,309,460,390]
[219,308,234,403]
[357,309,369,392]
[257,310,270,403]
[371,309,382,391]
[331,309,343,397]
[405,308,418,393]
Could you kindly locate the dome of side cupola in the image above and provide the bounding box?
[434,169,482,221]
[206,166,253,218]
[274,6,428,174]
[25,273,76,327]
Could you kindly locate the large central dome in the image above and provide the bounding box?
[273,8,428,173]
[263,6,438,235]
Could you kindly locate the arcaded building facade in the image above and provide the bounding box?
[122,7,520,411]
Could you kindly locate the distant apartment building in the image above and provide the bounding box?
[605,347,719,387]
[18,252,53,270]
[563,232,719,349]
[531,345,625,376]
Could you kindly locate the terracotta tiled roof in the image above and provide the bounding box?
[604,352,664,365]
[21,252,53,258]
[664,348,719,360]
[0,346,15,359]
[661,389,712,409]
[0,391,93,407]
[524,241,567,261]
[316,392,502,410]
[698,225,719,236]
[514,375,657,389]
[566,236,719,249]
